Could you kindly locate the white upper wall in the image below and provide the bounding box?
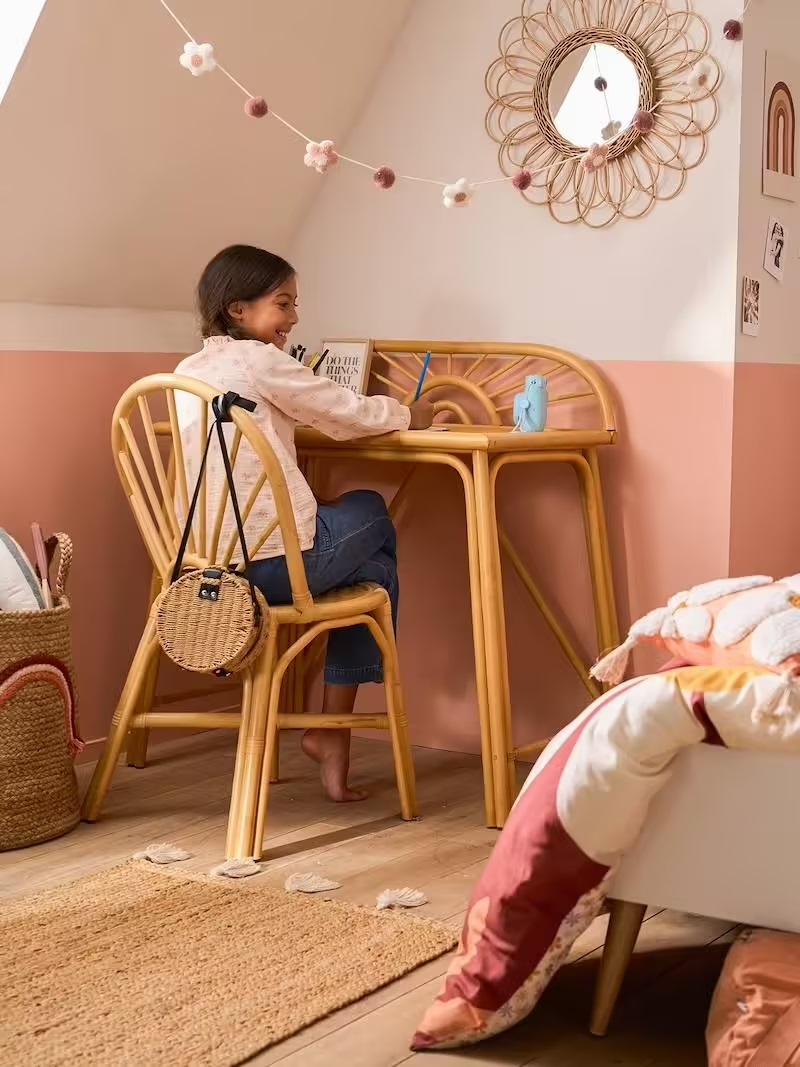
[289,0,743,364]
[0,0,414,311]
[0,1,46,104]
[735,0,800,365]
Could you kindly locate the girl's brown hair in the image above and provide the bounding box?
[197,244,295,338]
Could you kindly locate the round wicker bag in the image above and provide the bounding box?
[154,392,269,676]
[0,533,83,851]
[155,568,268,675]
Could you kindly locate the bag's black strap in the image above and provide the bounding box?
[171,392,258,607]
[211,394,261,616]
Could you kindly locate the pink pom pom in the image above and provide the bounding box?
[512,169,532,191]
[631,109,655,133]
[373,166,396,190]
[723,18,742,40]
[244,97,268,118]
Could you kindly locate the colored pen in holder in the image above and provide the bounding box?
[512,375,548,432]
[414,351,432,401]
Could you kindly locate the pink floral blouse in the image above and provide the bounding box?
[174,336,410,560]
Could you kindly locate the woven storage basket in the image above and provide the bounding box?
[0,534,83,851]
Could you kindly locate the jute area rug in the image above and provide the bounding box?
[1,860,458,1067]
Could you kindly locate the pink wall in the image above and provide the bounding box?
[1,351,186,754]
[1,349,735,757]
[730,363,800,578]
[350,360,734,751]
[729,0,800,582]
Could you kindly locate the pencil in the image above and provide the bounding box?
[310,348,329,374]
[413,351,432,401]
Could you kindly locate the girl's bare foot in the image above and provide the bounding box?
[301,728,367,802]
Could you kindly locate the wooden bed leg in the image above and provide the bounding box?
[590,899,646,1037]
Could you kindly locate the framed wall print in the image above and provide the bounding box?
[318,338,373,395]
[763,52,800,203]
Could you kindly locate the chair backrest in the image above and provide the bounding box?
[111,373,312,611]
[367,340,616,433]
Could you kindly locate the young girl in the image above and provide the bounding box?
[174,244,434,802]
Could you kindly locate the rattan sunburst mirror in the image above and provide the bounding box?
[485,0,721,227]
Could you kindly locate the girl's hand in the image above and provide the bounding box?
[408,398,435,430]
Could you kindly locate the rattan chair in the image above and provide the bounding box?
[80,374,417,859]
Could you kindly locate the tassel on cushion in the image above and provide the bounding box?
[591,638,635,684]
[591,607,673,685]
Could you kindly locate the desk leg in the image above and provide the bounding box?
[299,448,498,829]
[578,449,620,659]
[390,456,496,827]
[473,451,514,826]
[456,460,496,828]
[585,448,620,650]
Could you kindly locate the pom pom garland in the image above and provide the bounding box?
[156,0,752,206]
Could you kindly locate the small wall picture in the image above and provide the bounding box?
[742,276,760,337]
[318,338,373,394]
[763,52,800,203]
[763,216,787,282]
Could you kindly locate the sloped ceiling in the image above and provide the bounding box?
[0,0,414,309]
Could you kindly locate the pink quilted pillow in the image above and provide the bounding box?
[707,929,800,1066]
[593,576,800,704]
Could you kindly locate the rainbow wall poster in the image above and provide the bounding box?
[763,52,800,203]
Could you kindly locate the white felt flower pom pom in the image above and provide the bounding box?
[442,178,473,208]
[687,60,712,90]
[304,140,339,174]
[179,42,217,77]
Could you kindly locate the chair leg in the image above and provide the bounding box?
[225,624,278,860]
[126,650,160,768]
[375,600,418,821]
[125,726,151,770]
[254,659,288,857]
[590,900,647,1037]
[126,571,162,768]
[268,738,280,784]
[81,617,160,822]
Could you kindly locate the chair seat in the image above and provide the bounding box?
[272,582,388,623]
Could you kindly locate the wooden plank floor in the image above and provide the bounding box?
[1,732,733,1066]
